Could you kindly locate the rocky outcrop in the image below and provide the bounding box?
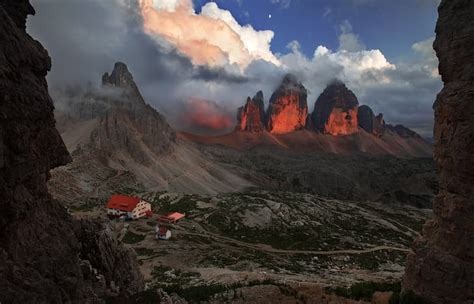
[236,91,266,132]
[388,124,421,139]
[265,74,308,134]
[95,62,176,160]
[358,105,385,136]
[403,1,474,303]
[0,1,144,302]
[312,80,359,136]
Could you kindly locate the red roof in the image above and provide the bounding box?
[157,212,185,223]
[106,195,140,212]
[158,226,169,235]
[166,212,185,221]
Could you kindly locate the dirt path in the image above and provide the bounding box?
[177,230,411,256]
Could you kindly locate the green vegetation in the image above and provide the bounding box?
[122,231,145,244]
[134,247,155,256]
[328,282,427,304]
[159,279,293,303]
[396,290,428,304]
[69,198,102,212]
[151,265,200,288]
[326,281,401,301]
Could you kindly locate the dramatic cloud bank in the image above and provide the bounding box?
[28,0,441,137]
[138,0,279,69]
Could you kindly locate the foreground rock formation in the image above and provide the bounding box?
[236,91,266,132]
[265,74,309,134]
[0,1,144,302]
[312,80,359,136]
[403,0,474,303]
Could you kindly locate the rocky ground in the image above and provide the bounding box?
[63,189,431,303]
[196,145,437,208]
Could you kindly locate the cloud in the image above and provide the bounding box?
[277,32,440,137]
[270,0,292,9]
[322,7,332,18]
[338,20,366,52]
[172,98,235,135]
[27,0,441,137]
[138,0,279,69]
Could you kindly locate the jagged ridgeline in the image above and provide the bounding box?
[237,73,423,140]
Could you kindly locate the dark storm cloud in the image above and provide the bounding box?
[192,66,249,84]
[354,67,442,137]
[28,0,251,99]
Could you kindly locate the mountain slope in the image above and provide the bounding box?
[52,62,252,196]
[180,129,432,158]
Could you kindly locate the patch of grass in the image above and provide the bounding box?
[396,290,428,304]
[70,198,101,212]
[151,265,200,287]
[326,281,401,301]
[160,279,289,303]
[122,231,145,244]
[134,247,155,256]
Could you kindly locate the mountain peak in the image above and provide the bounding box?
[236,91,266,132]
[101,62,145,104]
[327,78,346,87]
[266,74,308,133]
[102,62,135,89]
[312,82,359,136]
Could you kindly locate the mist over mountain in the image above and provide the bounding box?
[28,0,442,138]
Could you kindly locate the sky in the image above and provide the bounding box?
[28,0,442,137]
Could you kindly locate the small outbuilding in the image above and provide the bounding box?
[106,194,152,220]
[155,225,172,240]
[157,212,185,224]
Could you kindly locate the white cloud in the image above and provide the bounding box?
[338,20,366,52]
[151,0,182,12]
[200,2,280,66]
[29,0,442,137]
[270,0,292,9]
[322,7,332,18]
[138,0,280,69]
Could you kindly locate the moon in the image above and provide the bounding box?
[268,14,272,19]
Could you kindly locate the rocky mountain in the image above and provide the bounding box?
[236,91,266,132]
[403,0,474,303]
[312,80,359,136]
[358,105,385,137]
[224,75,429,157]
[265,74,309,133]
[0,1,144,302]
[52,63,252,196]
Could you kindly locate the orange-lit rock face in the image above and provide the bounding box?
[312,81,359,136]
[237,93,265,132]
[266,93,308,133]
[324,108,358,136]
[266,74,309,134]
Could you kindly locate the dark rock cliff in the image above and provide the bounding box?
[403,0,474,303]
[265,74,308,134]
[0,1,144,302]
[358,105,385,137]
[312,80,359,136]
[94,62,176,161]
[236,91,266,132]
